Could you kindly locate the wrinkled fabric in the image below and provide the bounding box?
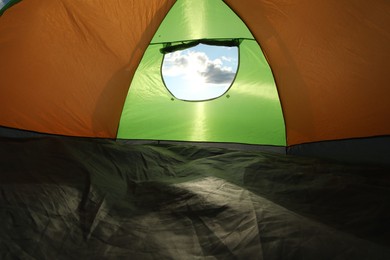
[1,137,390,259]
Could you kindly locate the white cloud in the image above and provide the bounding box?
[222,56,234,62]
[163,49,236,85]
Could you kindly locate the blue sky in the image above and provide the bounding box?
[162,44,238,101]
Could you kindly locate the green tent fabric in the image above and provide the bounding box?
[118,0,285,146]
[118,41,285,145]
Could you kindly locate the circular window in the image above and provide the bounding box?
[162,43,238,101]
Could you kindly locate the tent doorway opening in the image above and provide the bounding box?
[161,43,239,101]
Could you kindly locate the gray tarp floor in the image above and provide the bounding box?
[1,137,390,259]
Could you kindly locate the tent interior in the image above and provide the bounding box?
[1,0,390,259]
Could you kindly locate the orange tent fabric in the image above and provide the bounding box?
[226,0,390,145]
[0,0,175,138]
[0,0,389,145]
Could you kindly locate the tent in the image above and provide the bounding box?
[1,0,389,161]
[1,0,390,259]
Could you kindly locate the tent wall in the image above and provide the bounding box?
[0,0,389,148]
[117,41,285,146]
[288,136,390,166]
[118,0,285,146]
[225,0,390,145]
[2,124,388,166]
[0,125,46,138]
[3,125,389,166]
[150,0,254,43]
[0,0,175,138]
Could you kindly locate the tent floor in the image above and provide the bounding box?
[1,137,390,259]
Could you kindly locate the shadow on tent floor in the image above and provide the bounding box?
[1,136,389,259]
